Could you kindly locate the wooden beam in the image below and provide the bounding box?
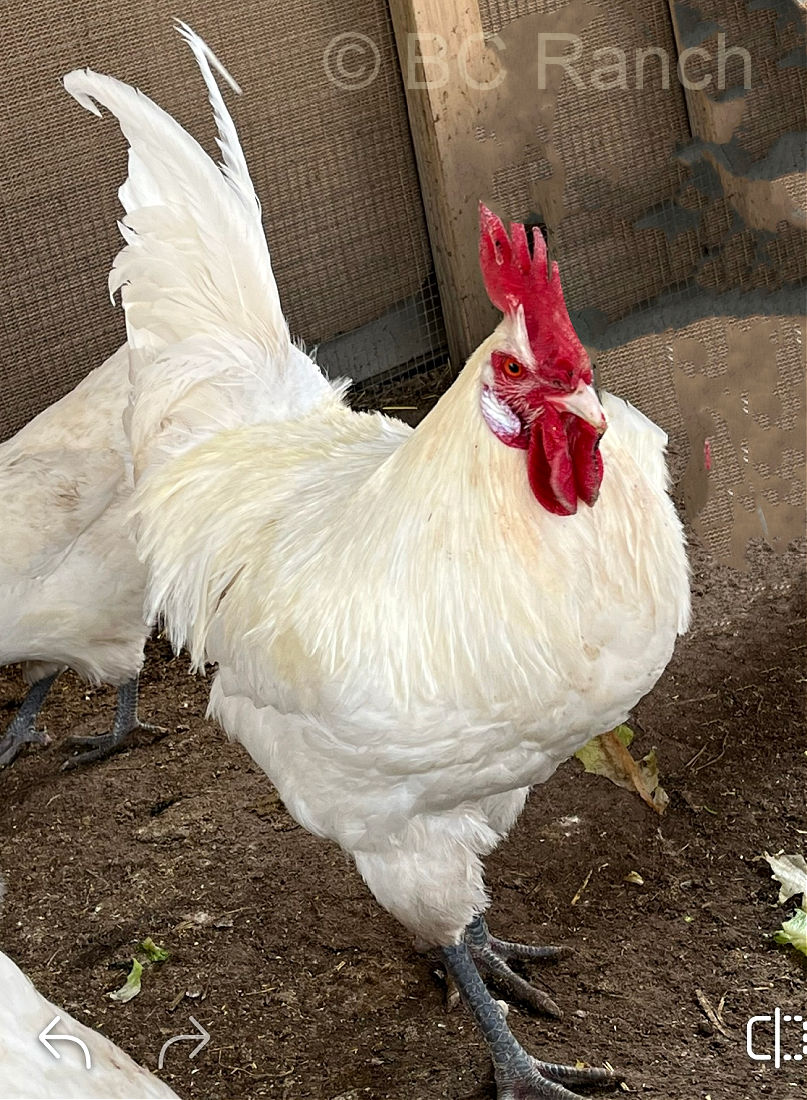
[388,0,499,368]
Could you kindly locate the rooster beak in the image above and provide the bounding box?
[548,381,607,435]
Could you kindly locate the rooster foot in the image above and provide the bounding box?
[62,676,162,769]
[443,937,616,1100]
[496,1054,616,1100]
[465,915,564,1017]
[0,672,58,768]
[0,725,51,769]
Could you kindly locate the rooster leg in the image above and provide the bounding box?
[0,672,57,768]
[62,676,160,769]
[466,915,563,1017]
[442,939,615,1100]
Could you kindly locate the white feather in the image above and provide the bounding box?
[64,38,335,485]
[173,22,256,215]
[63,57,287,367]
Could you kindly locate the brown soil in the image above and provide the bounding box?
[0,513,804,1100]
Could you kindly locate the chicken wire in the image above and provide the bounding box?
[0,0,447,441]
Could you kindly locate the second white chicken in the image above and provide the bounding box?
[0,347,152,769]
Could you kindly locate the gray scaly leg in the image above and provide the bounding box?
[465,914,564,1017]
[62,675,159,769]
[0,672,58,768]
[442,936,615,1100]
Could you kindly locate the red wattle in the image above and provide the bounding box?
[527,409,604,515]
[568,417,604,506]
[527,407,577,516]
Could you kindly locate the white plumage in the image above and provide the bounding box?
[0,347,150,767]
[0,950,179,1099]
[64,27,689,1095]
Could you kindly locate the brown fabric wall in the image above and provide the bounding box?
[491,1,699,319]
[594,310,805,566]
[0,1,433,439]
[473,0,806,312]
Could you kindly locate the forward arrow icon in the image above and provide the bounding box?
[158,1016,210,1069]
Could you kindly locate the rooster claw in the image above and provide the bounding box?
[0,727,52,769]
[465,916,564,1017]
[61,677,163,769]
[443,936,617,1100]
[62,722,166,769]
[0,671,58,769]
[62,729,130,769]
[497,1055,616,1100]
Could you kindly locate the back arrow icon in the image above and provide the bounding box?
[38,1016,92,1069]
[157,1016,209,1069]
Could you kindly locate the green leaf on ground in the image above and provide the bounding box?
[774,907,807,957]
[575,724,634,771]
[138,936,169,963]
[107,958,143,1003]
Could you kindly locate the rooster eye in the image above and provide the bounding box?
[503,358,523,378]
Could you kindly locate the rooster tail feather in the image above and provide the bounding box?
[63,46,287,361]
[174,21,256,217]
[64,28,332,478]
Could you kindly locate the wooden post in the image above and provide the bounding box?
[388,0,500,369]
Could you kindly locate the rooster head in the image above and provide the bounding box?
[477,202,606,516]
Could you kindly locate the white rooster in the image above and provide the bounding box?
[0,347,152,769]
[65,26,690,1099]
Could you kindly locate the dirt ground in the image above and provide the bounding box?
[0,499,804,1099]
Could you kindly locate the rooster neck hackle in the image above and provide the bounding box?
[382,339,534,541]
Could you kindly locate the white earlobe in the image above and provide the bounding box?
[480,385,522,441]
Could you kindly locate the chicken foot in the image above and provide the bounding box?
[442,938,615,1100]
[0,672,57,768]
[62,676,158,769]
[465,915,564,1017]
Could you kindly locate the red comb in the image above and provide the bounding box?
[478,202,589,382]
